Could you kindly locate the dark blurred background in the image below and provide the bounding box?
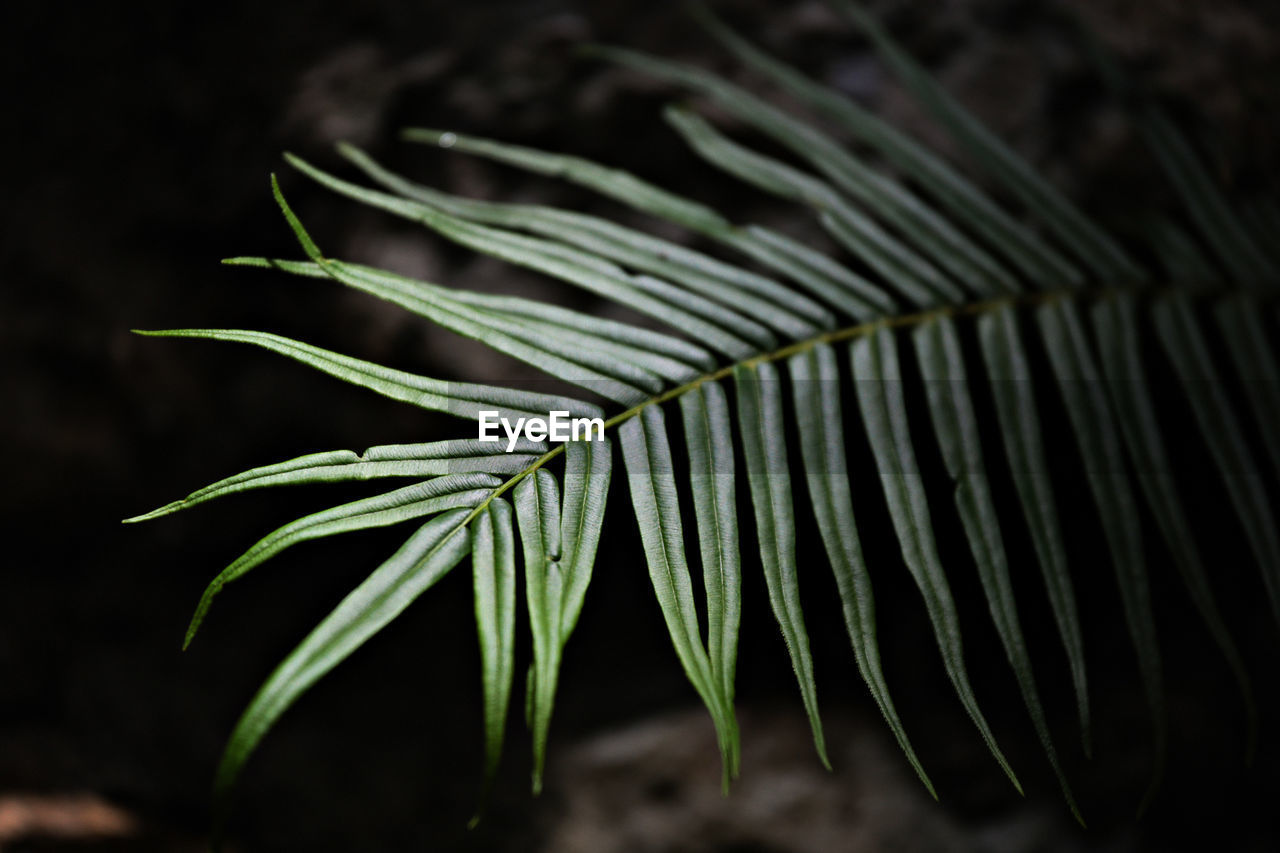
[4,1,1280,850]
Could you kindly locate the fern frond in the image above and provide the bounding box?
[129,0,1280,831]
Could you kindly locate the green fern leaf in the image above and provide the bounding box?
[125,4,1280,831]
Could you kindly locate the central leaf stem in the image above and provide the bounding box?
[461,284,1126,527]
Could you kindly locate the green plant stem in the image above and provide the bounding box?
[460,281,1237,528]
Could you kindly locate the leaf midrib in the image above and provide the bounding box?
[456,282,1175,529]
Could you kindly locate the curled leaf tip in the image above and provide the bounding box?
[271,171,324,261]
